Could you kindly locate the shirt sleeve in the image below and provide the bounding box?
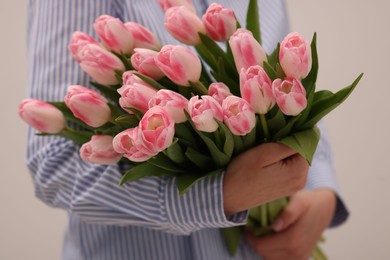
[26,0,247,236]
[305,121,350,227]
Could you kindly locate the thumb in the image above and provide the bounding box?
[271,191,310,232]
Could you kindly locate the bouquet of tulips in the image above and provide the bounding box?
[18,0,362,259]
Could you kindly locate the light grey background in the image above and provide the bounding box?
[1,0,389,259]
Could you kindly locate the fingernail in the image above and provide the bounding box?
[271,219,283,232]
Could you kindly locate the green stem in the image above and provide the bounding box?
[312,245,328,260]
[190,81,208,95]
[260,203,268,227]
[259,114,270,141]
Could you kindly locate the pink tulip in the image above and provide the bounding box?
[222,96,256,136]
[202,3,237,42]
[80,135,122,164]
[188,95,223,132]
[18,99,66,134]
[113,127,155,162]
[157,0,195,13]
[229,29,267,72]
[149,89,188,123]
[79,44,125,85]
[139,106,175,155]
[93,15,134,54]
[64,85,111,128]
[122,70,145,86]
[240,65,275,114]
[164,6,206,45]
[155,45,201,86]
[279,32,312,79]
[117,83,157,114]
[68,31,99,63]
[125,22,161,50]
[272,78,307,116]
[208,82,232,105]
[130,48,165,80]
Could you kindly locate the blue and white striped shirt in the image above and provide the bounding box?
[26,0,348,259]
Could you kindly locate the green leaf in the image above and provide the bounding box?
[246,0,261,44]
[267,197,288,222]
[295,33,319,127]
[279,126,321,165]
[164,138,187,164]
[146,153,187,173]
[124,107,144,120]
[114,114,140,128]
[157,77,179,92]
[301,33,319,93]
[119,162,176,185]
[90,81,121,104]
[174,122,200,150]
[184,111,231,168]
[185,147,212,171]
[37,128,93,145]
[267,43,280,68]
[133,72,166,90]
[263,61,278,81]
[198,33,238,80]
[216,120,234,159]
[272,114,302,141]
[275,63,286,79]
[242,126,257,150]
[176,168,223,195]
[108,103,125,119]
[221,227,243,256]
[195,43,218,72]
[267,109,286,134]
[301,73,363,129]
[232,135,245,155]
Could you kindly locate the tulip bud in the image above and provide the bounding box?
[79,44,125,85]
[188,95,223,132]
[155,45,201,86]
[139,106,175,155]
[229,29,267,72]
[202,3,237,42]
[93,15,134,54]
[68,31,99,63]
[208,82,232,105]
[164,6,206,45]
[130,48,165,80]
[113,127,155,162]
[18,99,66,134]
[122,70,145,86]
[125,22,162,50]
[157,0,196,13]
[222,96,256,136]
[80,135,122,164]
[149,89,188,123]
[240,65,275,114]
[272,78,307,116]
[279,32,312,79]
[64,85,111,128]
[117,83,158,114]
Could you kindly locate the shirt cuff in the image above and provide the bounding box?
[161,171,248,235]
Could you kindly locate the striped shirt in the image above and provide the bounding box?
[26,0,348,259]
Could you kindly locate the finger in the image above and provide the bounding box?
[271,191,310,232]
[244,143,298,167]
[244,231,286,255]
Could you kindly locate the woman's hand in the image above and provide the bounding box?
[245,188,337,260]
[223,143,309,215]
